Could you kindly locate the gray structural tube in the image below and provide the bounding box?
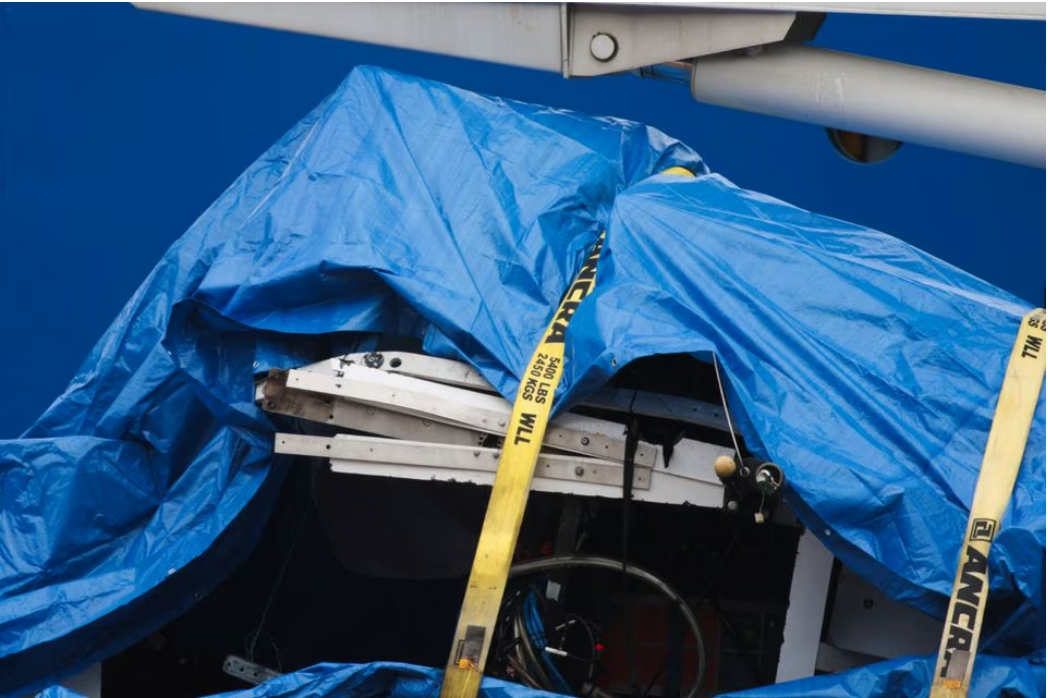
[689,43,1046,168]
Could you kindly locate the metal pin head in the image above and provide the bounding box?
[589,33,618,62]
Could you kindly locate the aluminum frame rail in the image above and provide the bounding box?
[137,2,1045,167]
[689,43,1046,168]
[259,354,731,506]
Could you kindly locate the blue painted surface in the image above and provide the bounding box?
[0,3,1044,436]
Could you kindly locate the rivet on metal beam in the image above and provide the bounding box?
[589,33,618,62]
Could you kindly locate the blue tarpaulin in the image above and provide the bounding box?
[2,67,1043,697]
[31,657,1046,698]
[32,663,564,698]
[719,653,1045,698]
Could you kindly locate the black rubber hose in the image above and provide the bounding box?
[509,555,706,698]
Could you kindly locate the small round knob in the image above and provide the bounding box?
[714,455,737,478]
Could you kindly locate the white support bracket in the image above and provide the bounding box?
[135,3,808,77]
[563,5,801,77]
[282,365,660,466]
[275,432,652,490]
[259,355,733,507]
[311,352,730,432]
[260,376,486,447]
[275,432,728,506]
[322,352,491,391]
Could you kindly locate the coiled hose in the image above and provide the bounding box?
[509,555,706,698]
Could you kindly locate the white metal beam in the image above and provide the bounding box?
[136,2,1044,167]
[136,3,805,77]
[667,2,1043,20]
[264,385,730,490]
[275,433,727,506]
[137,3,565,71]
[776,529,836,683]
[284,365,660,466]
[690,43,1046,168]
[323,352,730,431]
[314,353,491,391]
[275,432,653,489]
[260,382,486,447]
[566,6,798,76]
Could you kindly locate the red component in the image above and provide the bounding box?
[540,541,554,556]
[599,600,720,692]
[594,643,605,653]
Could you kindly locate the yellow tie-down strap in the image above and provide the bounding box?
[929,308,1046,698]
[440,168,696,698]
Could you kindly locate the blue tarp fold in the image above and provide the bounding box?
[32,663,564,698]
[32,657,1047,698]
[721,653,1045,698]
[3,66,1043,696]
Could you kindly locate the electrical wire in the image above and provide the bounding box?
[554,615,599,663]
[507,655,542,689]
[621,399,641,697]
[246,466,315,663]
[509,588,569,694]
[509,555,706,698]
[637,520,745,698]
[499,583,604,695]
[515,607,553,689]
[527,590,573,694]
[712,354,744,463]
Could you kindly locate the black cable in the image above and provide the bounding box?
[637,521,744,698]
[639,659,666,698]
[621,396,641,697]
[696,521,744,601]
[516,608,553,689]
[246,465,315,663]
[556,614,598,663]
[510,555,706,698]
[711,597,765,685]
[507,655,541,689]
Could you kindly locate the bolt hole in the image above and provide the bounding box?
[390,357,402,368]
